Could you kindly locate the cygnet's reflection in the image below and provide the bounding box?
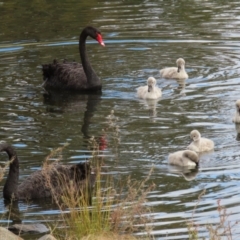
[138,98,161,118]
[168,165,199,181]
[176,78,186,94]
[234,123,240,141]
[161,78,186,96]
[232,99,240,140]
[232,99,240,123]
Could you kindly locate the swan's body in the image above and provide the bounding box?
[187,130,214,152]
[168,150,199,167]
[42,26,105,92]
[233,99,240,123]
[160,58,188,79]
[137,77,162,99]
[0,143,95,201]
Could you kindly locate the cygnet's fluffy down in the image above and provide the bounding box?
[187,130,214,152]
[137,77,162,99]
[233,99,240,123]
[168,150,199,167]
[160,58,188,79]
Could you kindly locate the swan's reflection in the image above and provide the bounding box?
[197,149,214,159]
[2,198,61,230]
[234,123,240,141]
[176,78,186,94]
[3,200,22,225]
[138,98,161,119]
[168,165,199,181]
[43,90,102,138]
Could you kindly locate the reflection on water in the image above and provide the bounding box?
[234,124,240,141]
[168,165,199,181]
[137,98,161,119]
[1,0,240,239]
[43,90,102,139]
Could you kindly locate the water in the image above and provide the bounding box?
[1,0,240,239]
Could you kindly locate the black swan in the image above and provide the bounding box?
[0,143,95,201]
[42,26,105,92]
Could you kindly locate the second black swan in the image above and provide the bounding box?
[0,143,95,201]
[42,26,105,92]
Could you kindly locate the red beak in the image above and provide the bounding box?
[96,33,105,47]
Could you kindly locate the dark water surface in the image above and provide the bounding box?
[1,0,240,239]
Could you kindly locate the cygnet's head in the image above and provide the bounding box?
[176,58,186,72]
[235,99,240,115]
[183,150,199,164]
[190,130,201,141]
[147,77,157,92]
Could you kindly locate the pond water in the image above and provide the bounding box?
[1,0,240,239]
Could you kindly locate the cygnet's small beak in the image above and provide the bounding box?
[148,85,153,92]
[177,66,181,73]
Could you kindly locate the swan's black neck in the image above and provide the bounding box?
[79,29,101,89]
[1,143,19,200]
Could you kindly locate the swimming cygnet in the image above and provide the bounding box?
[168,150,199,167]
[160,58,188,79]
[187,130,214,152]
[232,99,240,123]
[137,77,162,99]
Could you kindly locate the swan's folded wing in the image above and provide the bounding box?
[160,67,178,79]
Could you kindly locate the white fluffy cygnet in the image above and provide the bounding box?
[137,77,162,100]
[187,130,214,152]
[232,99,240,123]
[160,58,188,79]
[168,150,199,167]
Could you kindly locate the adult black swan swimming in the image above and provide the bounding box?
[42,26,105,92]
[0,143,95,201]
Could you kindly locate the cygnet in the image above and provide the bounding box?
[137,77,162,99]
[187,130,214,152]
[168,150,199,167]
[160,58,188,79]
[232,99,240,123]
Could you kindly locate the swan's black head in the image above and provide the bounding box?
[0,143,16,159]
[83,26,105,46]
[0,142,8,152]
[0,142,13,152]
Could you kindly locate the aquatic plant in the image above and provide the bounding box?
[187,190,239,240]
[51,110,155,239]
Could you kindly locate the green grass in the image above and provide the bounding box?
[53,156,155,240]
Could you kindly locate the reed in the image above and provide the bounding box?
[50,139,155,239]
[50,110,155,239]
[187,190,239,240]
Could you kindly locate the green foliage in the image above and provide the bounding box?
[51,110,155,239]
